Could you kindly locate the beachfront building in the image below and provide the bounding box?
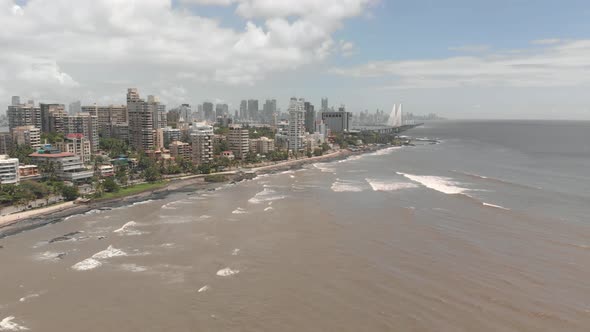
[18,165,40,180]
[54,134,92,164]
[11,125,41,150]
[228,124,249,160]
[63,113,99,153]
[288,97,305,152]
[321,108,352,133]
[191,123,213,165]
[127,88,154,151]
[170,141,192,163]
[0,155,19,184]
[249,137,275,155]
[29,148,93,183]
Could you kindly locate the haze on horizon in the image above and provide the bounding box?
[1,0,589,120]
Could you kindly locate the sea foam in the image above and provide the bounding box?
[482,202,510,210]
[331,179,365,192]
[248,188,286,204]
[113,221,143,236]
[396,172,468,195]
[71,258,102,271]
[0,316,28,331]
[216,267,240,277]
[365,178,419,192]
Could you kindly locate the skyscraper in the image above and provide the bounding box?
[247,99,259,121]
[304,101,316,134]
[203,102,214,122]
[68,101,81,115]
[288,97,305,152]
[64,113,99,152]
[191,123,214,165]
[40,103,67,133]
[263,99,277,124]
[239,100,247,120]
[321,97,328,112]
[7,104,41,130]
[228,124,249,159]
[147,95,166,130]
[215,104,229,118]
[11,96,20,106]
[127,88,154,151]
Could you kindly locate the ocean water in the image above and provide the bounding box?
[0,120,589,331]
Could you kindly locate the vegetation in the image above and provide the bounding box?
[267,150,289,161]
[102,177,120,193]
[248,127,275,139]
[8,144,35,164]
[98,182,167,200]
[204,174,227,183]
[61,185,80,201]
[41,132,64,144]
[99,138,128,158]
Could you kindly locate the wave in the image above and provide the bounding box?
[92,245,127,259]
[71,258,102,271]
[482,202,511,210]
[161,202,177,210]
[113,221,144,236]
[397,172,468,195]
[367,146,402,157]
[216,267,240,277]
[232,207,247,214]
[451,170,542,190]
[119,264,147,273]
[198,285,211,293]
[248,188,286,204]
[313,163,336,173]
[264,207,273,212]
[19,293,40,303]
[331,179,365,192]
[34,251,67,262]
[130,199,154,206]
[365,178,419,192]
[232,248,240,256]
[0,316,28,331]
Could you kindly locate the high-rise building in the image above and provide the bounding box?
[321,107,352,133]
[11,96,20,106]
[203,102,214,122]
[68,101,81,115]
[63,113,99,152]
[288,98,305,152]
[228,124,249,159]
[127,88,154,151]
[191,123,213,165]
[247,99,259,121]
[82,104,127,137]
[263,99,277,125]
[162,127,182,146]
[249,137,275,154]
[0,133,12,155]
[304,101,316,134]
[11,126,41,150]
[7,104,41,130]
[148,95,167,130]
[170,141,192,163]
[321,97,328,112]
[239,100,247,120]
[215,103,229,118]
[0,155,19,184]
[40,103,67,133]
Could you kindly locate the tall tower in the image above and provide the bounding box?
[288,97,305,152]
[127,88,154,151]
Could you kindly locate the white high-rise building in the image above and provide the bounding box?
[0,155,19,184]
[191,123,213,165]
[287,97,305,152]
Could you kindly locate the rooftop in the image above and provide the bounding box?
[30,152,75,158]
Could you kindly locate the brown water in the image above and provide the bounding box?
[1,121,589,331]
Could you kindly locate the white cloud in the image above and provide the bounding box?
[0,0,373,108]
[339,40,355,56]
[331,39,590,89]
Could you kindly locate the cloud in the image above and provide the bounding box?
[0,0,373,108]
[448,44,490,53]
[531,38,562,45]
[331,39,590,89]
[339,40,355,56]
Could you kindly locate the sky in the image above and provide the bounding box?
[1,0,590,119]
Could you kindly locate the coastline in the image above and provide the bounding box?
[0,147,363,238]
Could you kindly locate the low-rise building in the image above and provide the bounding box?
[0,155,19,184]
[29,149,93,183]
[220,150,235,160]
[54,134,92,164]
[169,141,192,163]
[99,164,114,177]
[18,165,40,180]
[249,137,275,154]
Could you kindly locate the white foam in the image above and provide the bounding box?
[264,207,273,212]
[198,285,211,293]
[120,264,148,272]
[368,146,401,157]
[331,179,365,192]
[397,172,468,195]
[92,245,127,259]
[216,267,240,277]
[113,221,143,236]
[34,251,66,262]
[248,188,286,204]
[482,202,510,210]
[131,199,154,206]
[199,215,212,219]
[365,178,419,191]
[313,163,336,173]
[72,258,102,271]
[232,248,240,256]
[290,175,295,178]
[19,294,40,303]
[161,202,177,210]
[232,208,247,214]
[0,316,28,331]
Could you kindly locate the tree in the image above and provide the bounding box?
[39,161,58,181]
[142,166,161,183]
[103,177,120,193]
[8,144,35,164]
[321,142,330,152]
[245,151,259,164]
[115,166,128,186]
[314,148,323,157]
[61,186,79,201]
[41,132,64,144]
[197,163,211,174]
[99,138,128,158]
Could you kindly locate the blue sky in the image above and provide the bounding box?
[2,0,590,119]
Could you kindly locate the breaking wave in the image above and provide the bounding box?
[71,258,102,271]
[232,207,247,214]
[396,172,468,195]
[331,179,365,192]
[216,267,240,277]
[365,178,419,192]
[248,188,286,204]
[71,245,128,271]
[113,221,144,236]
[0,316,28,331]
[482,202,510,210]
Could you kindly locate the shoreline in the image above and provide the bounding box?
[0,147,372,239]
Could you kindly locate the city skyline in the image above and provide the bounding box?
[1,0,590,119]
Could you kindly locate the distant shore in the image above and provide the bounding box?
[0,147,365,238]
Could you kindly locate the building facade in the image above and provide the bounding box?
[64,113,99,153]
[228,124,249,159]
[127,88,154,151]
[321,109,352,133]
[249,137,275,154]
[191,123,213,165]
[0,155,19,184]
[7,104,41,130]
[29,149,93,182]
[12,126,41,150]
[170,141,192,163]
[288,98,305,152]
[54,134,92,164]
[40,103,67,133]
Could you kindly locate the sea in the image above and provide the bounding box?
[0,120,589,331]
